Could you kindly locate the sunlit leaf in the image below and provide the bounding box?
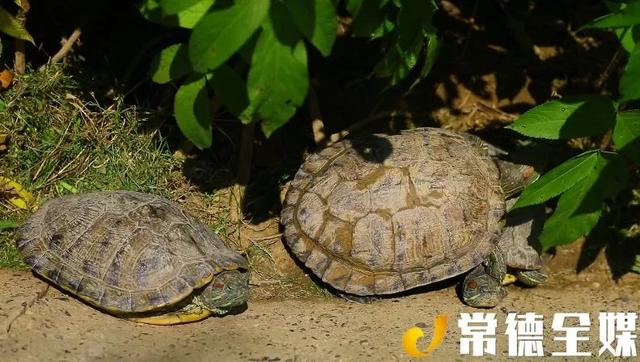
[159,0,203,14]
[512,151,599,209]
[0,6,33,43]
[149,43,191,84]
[284,0,337,56]
[139,0,214,29]
[619,42,640,103]
[538,152,627,251]
[174,76,213,149]
[247,1,308,137]
[189,0,269,72]
[582,1,640,29]
[613,110,640,163]
[507,95,616,139]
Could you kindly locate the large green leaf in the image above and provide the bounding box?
[0,6,33,43]
[149,43,191,84]
[284,0,337,57]
[507,95,616,139]
[582,1,640,29]
[247,2,309,137]
[189,0,269,73]
[538,152,626,250]
[539,173,603,251]
[159,0,203,14]
[619,42,640,103]
[174,76,213,149]
[614,111,640,163]
[208,65,250,121]
[139,0,214,29]
[512,151,599,209]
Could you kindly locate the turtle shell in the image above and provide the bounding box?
[16,191,248,313]
[281,128,505,296]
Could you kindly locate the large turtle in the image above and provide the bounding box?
[16,191,249,325]
[281,127,546,307]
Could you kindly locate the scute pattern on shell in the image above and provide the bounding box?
[16,191,247,313]
[282,128,505,296]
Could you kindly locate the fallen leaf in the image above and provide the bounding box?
[0,176,34,210]
[0,69,13,90]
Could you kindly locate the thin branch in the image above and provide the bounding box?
[43,28,82,68]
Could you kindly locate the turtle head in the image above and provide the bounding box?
[462,274,507,308]
[196,269,249,315]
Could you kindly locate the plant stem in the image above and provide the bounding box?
[13,0,30,75]
[233,122,255,215]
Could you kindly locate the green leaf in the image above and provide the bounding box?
[614,110,640,163]
[149,44,191,84]
[397,0,436,48]
[616,25,640,52]
[189,0,269,73]
[538,152,627,250]
[346,0,364,17]
[351,0,387,37]
[507,95,616,139]
[619,42,640,103]
[174,76,213,149]
[409,30,441,90]
[247,2,309,137]
[582,1,640,29]
[0,6,33,43]
[159,0,203,14]
[421,32,440,76]
[375,35,423,86]
[208,65,250,120]
[139,0,214,29]
[539,174,603,251]
[0,219,19,231]
[284,0,337,57]
[513,151,599,209]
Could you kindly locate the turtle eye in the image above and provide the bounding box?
[466,280,478,290]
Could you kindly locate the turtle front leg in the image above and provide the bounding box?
[462,246,508,308]
[514,269,547,286]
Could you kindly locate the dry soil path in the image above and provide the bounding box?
[1,270,639,361]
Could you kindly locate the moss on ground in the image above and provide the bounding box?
[0,67,180,268]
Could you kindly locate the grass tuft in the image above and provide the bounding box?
[0,66,180,268]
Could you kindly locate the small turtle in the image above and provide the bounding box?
[16,191,249,325]
[281,127,546,307]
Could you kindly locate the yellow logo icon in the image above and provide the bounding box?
[402,314,448,358]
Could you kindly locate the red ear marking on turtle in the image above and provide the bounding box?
[466,280,478,290]
[211,283,225,289]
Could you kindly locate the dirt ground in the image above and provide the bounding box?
[2,244,640,362]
